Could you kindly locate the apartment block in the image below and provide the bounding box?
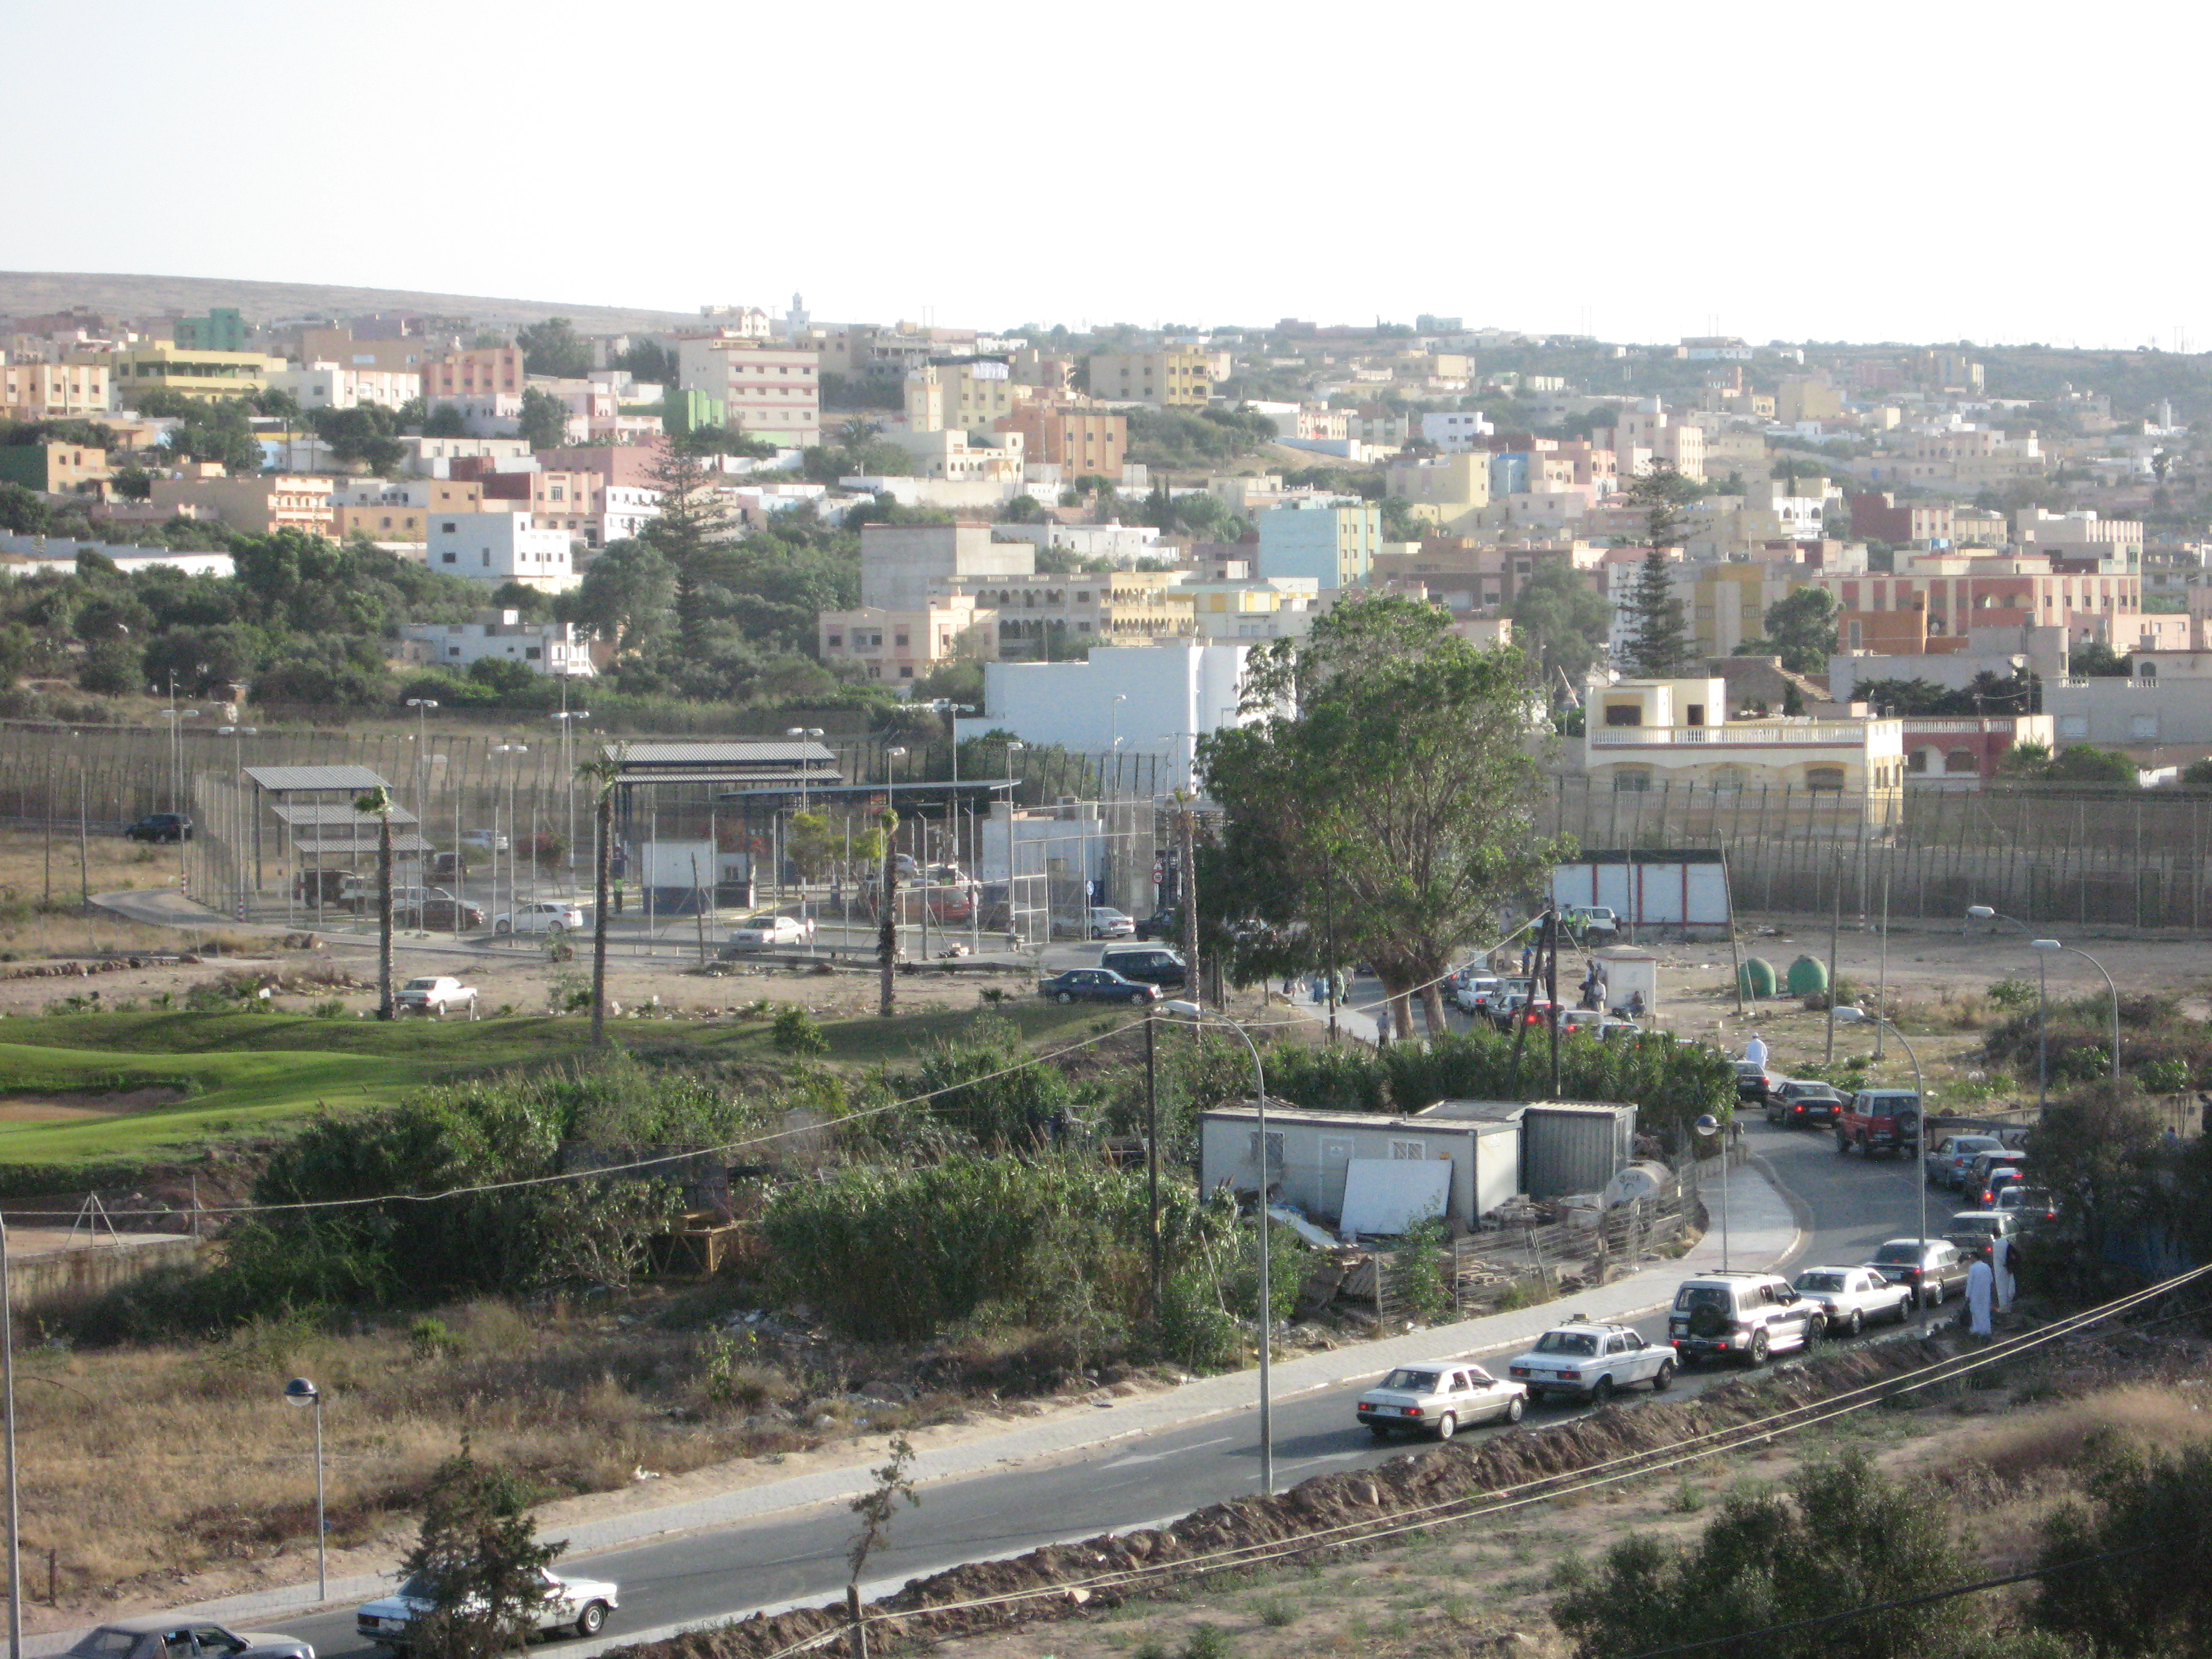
[1817,551,2148,654]
[147,465,332,535]
[1849,492,1954,546]
[1,361,109,419]
[939,569,1193,659]
[1384,452,1490,533]
[1256,499,1384,590]
[421,347,525,401]
[0,442,107,495]
[816,594,999,684]
[996,402,1128,483]
[675,335,820,446]
[427,511,577,592]
[1420,411,1496,451]
[904,360,1031,434]
[267,363,422,412]
[101,345,275,402]
[172,308,250,352]
[1086,349,1211,409]
[296,328,429,375]
[860,521,1034,611]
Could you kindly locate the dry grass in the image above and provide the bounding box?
[12,1292,973,1612]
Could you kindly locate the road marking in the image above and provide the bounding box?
[1100,1435,1232,1469]
[1276,1450,1368,1469]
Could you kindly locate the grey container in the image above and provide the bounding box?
[1520,1103,1637,1199]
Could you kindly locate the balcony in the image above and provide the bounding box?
[1590,719,1899,748]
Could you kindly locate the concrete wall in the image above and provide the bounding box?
[7,1231,201,1312]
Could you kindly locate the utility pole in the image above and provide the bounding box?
[1177,800,1200,1011]
[1824,848,1844,1064]
[76,763,89,908]
[877,816,899,1018]
[1322,848,1338,1045]
[1545,908,1562,1098]
[1145,1008,1162,1314]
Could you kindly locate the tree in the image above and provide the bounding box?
[2070,637,2130,677]
[578,749,622,1048]
[2049,745,2138,786]
[399,1444,566,1659]
[615,339,676,384]
[1553,1452,1958,1659]
[1198,595,1561,1037]
[1618,548,1699,677]
[355,785,395,1019]
[1761,587,1840,676]
[2029,1439,2212,1654]
[1509,562,1613,694]
[565,539,674,658]
[642,442,735,657]
[0,483,49,535]
[1621,458,1700,549]
[518,387,569,451]
[846,1432,919,1591]
[515,317,593,379]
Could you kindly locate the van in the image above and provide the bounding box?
[1099,945,1187,990]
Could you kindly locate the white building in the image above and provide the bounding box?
[988,521,1164,565]
[600,485,661,545]
[956,642,1256,791]
[427,511,578,593]
[401,610,594,677]
[0,536,233,580]
[267,362,421,412]
[398,436,534,477]
[1421,411,1497,452]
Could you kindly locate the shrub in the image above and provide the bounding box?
[1987,976,2036,1010]
[771,1005,827,1056]
[409,1313,461,1361]
[1395,1213,1455,1325]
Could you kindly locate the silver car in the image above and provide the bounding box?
[1356,1359,1526,1440]
[69,1623,313,1659]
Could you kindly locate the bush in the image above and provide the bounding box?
[2033,1438,2212,1654]
[1987,977,2036,1010]
[770,1005,827,1056]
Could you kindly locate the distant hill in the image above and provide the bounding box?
[0,271,702,335]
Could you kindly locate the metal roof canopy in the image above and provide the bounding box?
[290,831,436,856]
[270,802,419,826]
[605,740,838,769]
[712,782,997,801]
[244,765,391,794]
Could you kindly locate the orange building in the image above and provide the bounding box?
[996,403,1127,483]
[422,347,526,400]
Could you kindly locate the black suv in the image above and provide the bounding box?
[1099,945,1187,990]
[125,813,192,843]
[1133,907,1182,942]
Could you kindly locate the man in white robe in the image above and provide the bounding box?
[1965,1256,1994,1338]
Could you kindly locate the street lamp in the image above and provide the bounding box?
[1693,1114,1731,1270]
[1110,692,1128,755]
[283,1376,326,1602]
[1162,1000,1273,1496]
[1004,742,1025,947]
[1837,1007,1929,1285]
[2031,939,2121,1084]
[885,748,908,956]
[1967,906,2049,1113]
[494,744,528,940]
[551,699,591,894]
[787,729,825,947]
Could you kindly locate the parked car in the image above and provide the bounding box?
[494,900,586,935]
[1355,1359,1525,1440]
[1039,968,1159,1006]
[1669,1270,1823,1367]
[394,976,478,1018]
[1133,907,1182,941]
[1087,907,1137,939]
[1789,1264,1912,1336]
[398,894,485,931]
[1596,1016,1644,1042]
[1964,1152,2029,1208]
[1504,1321,1674,1404]
[1836,1089,1922,1157]
[459,829,510,853]
[1767,1079,1846,1127]
[1994,1185,2059,1230]
[1735,1061,1782,1105]
[1945,1209,2022,1266]
[1866,1237,1972,1307]
[1099,945,1187,990]
[70,1624,313,1659]
[727,913,816,949]
[356,1566,617,1651]
[124,813,192,843]
[1492,991,1555,1031]
[1563,904,1620,942]
[1925,1133,2007,1190]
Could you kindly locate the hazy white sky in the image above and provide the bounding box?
[16,0,2193,347]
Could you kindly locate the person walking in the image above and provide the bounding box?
[1744,1031,1769,1067]
[1965,1255,1994,1339]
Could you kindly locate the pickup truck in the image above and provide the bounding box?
[1563,905,1619,942]
[394,976,478,1017]
[1835,1088,1922,1158]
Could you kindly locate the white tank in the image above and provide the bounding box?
[1602,1160,1673,1209]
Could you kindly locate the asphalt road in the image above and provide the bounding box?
[280,1112,1934,1657]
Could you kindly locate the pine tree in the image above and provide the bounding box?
[1620,548,1698,678]
[643,440,733,657]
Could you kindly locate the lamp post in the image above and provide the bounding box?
[1841,1007,1929,1283]
[2,1209,19,1659]
[1162,1000,1273,1496]
[551,699,590,896]
[885,746,907,956]
[788,728,824,948]
[1693,1113,1731,1271]
[1110,693,1127,757]
[406,698,438,825]
[1967,905,2047,1113]
[283,1376,326,1603]
[2031,939,2121,1084]
[494,744,528,942]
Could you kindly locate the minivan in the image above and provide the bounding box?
[1099,945,1187,990]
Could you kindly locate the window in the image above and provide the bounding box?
[1805,766,1845,792]
[1389,1139,1426,1159]
[1612,769,1651,793]
[1603,702,1643,727]
[2060,715,2089,739]
[1908,748,1931,774]
[1249,1130,1285,1175]
[1946,750,1978,774]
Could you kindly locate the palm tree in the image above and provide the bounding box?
[577,745,626,1047]
[354,785,395,1019]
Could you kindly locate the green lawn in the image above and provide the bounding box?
[0,999,1111,1168]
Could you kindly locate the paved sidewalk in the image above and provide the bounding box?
[92,1160,1793,1644]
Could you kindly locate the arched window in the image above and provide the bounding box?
[1946,750,1980,774]
[1611,769,1652,793]
[1806,766,1845,793]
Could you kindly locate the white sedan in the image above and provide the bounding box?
[494,901,586,935]
[1504,1321,1674,1404]
[1789,1264,1914,1336]
[728,913,816,948]
[1355,1359,1525,1440]
[357,1566,617,1649]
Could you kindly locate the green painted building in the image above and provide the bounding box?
[174,308,249,352]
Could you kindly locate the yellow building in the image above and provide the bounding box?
[903,363,1033,434]
[818,595,998,685]
[1,361,109,420]
[1384,452,1490,534]
[943,569,1194,657]
[99,345,275,403]
[1775,377,1844,424]
[1085,349,1211,409]
[1585,676,1904,823]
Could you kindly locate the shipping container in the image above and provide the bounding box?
[1553,850,1730,933]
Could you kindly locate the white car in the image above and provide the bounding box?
[494,901,585,935]
[1355,1359,1525,1440]
[1504,1321,1674,1404]
[356,1566,617,1650]
[394,976,478,1018]
[728,913,816,948]
[1452,975,1500,1014]
[459,830,511,853]
[1087,907,1136,939]
[1788,1264,1913,1336]
[69,1621,313,1659]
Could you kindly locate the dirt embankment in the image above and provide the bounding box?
[617,1342,1947,1659]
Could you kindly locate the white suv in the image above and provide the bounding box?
[1668,1271,1824,1367]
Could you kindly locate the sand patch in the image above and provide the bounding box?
[0,1086,187,1121]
